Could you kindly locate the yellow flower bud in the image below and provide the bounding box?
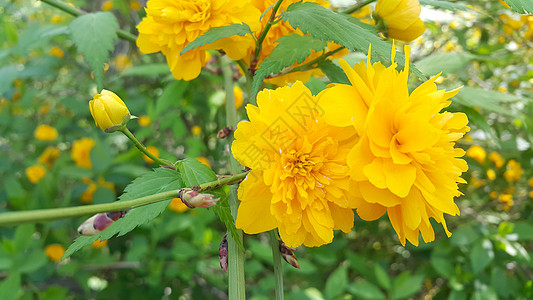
[89,90,130,132]
[191,125,202,136]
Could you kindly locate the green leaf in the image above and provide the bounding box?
[391,272,424,299]
[318,60,350,84]
[503,0,533,13]
[453,87,527,117]
[419,0,471,10]
[282,2,425,79]
[0,273,20,300]
[120,63,171,77]
[374,264,391,291]
[431,254,454,278]
[470,239,494,273]
[63,168,184,259]
[491,267,509,298]
[181,23,252,55]
[415,52,475,76]
[347,280,385,300]
[252,34,327,96]
[325,263,348,299]
[69,12,119,89]
[153,80,189,118]
[512,222,533,240]
[13,224,34,251]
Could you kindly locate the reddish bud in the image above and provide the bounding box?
[179,189,219,208]
[77,211,127,235]
[217,126,233,139]
[280,241,300,269]
[219,235,228,272]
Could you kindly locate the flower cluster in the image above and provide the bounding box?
[233,45,469,247]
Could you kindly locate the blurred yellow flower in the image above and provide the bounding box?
[89,89,130,132]
[191,125,202,136]
[351,5,373,25]
[375,0,426,42]
[196,157,211,168]
[101,1,114,11]
[529,177,533,187]
[26,165,47,184]
[489,151,505,168]
[91,239,108,249]
[136,0,261,81]
[45,244,65,262]
[39,103,50,115]
[504,160,523,183]
[49,46,64,58]
[169,198,189,213]
[129,0,142,11]
[529,191,533,198]
[469,173,485,189]
[486,169,496,181]
[489,191,498,199]
[38,146,61,168]
[498,193,513,211]
[34,124,58,141]
[143,146,160,163]
[466,145,486,164]
[113,54,132,72]
[497,86,508,93]
[138,115,151,127]
[51,15,66,23]
[234,86,244,110]
[317,44,469,246]
[81,177,115,203]
[71,138,95,169]
[233,81,357,247]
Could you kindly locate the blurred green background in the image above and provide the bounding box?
[0,0,532,299]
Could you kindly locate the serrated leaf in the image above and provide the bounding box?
[282,2,425,80]
[318,60,350,84]
[503,0,533,14]
[419,0,471,11]
[63,168,184,258]
[181,23,252,55]
[252,34,327,96]
[69,12,119,89]
[325,263,348,299]
[470,239,494,273]
[347,280,385,300]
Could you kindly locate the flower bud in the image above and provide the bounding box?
[280,241,300,269]
[89,89,130,132]
[219,235,228,272]
[217,126,233,139]
[77,211,127,235]
[179,189,219,208]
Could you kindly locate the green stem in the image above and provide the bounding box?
[268,230,284,300]
[40,0,137,43]
[0,172,248,226]
[254,0,285,61]
[341,0,376,15]
[222,56,246,300]
[120,127,174,168]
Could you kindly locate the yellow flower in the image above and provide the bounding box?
[38,146,61,168]
[234,86,244,109]
[45,244,65,262]
[51,15,66,23]
[489,191,498,199]
[101,1,114,11]
[26,165,47,184]
[486,169,496,181]
[169,198,189,213]
[113,54,132,71]
[498,193,513,211]
[191,125,202,136]
[89,89,130,132]
[232,81,357,247]
[49,46,64,58]
[34,124,58,141]
[71,138,95,169]
[317,44,469,246]
[529,191,533,198]
[138,115,151,127]
[466,145,486,164]
[196,157,211,168]
[81,177,115,203]
[91,239,108,249]
[136,0,261,81]
[143,146,160,163]
[504,160,522,183]
[130,0,142,11]
[375,0,426,42]
[529,177,533,187]
[489,151,505,168]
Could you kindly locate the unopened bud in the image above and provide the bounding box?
[179,189,219,208]
[219,235,228,272]
[77,211,127,235]
[217,126,233,139]
[280,241,300,269]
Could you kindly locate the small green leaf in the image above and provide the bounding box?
[120,63,171,77]
[450,226,479,246]
[347,280,385,300]
[453,87,527,117]
[153,80,189,118]
[503,0,533,13]
[325,263,348,299]
[512,222,533,240]
[69,12,119,89]
[470,239,494,273]
[318,60,350,84]
[181,23,252,55]
[431,254,454,278]
[13,224,34,251]
[491,267,509,298]
[415,52,475,76]
[374,264,391,291]
[391,272,424,299]
[419,0,471,10]
[0,272,20,300]
[252,34,327,96]
[63,168,184,258]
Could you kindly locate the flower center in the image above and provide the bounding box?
[282,150,315,179]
